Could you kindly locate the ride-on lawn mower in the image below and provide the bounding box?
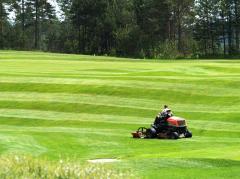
[132,116,192,139]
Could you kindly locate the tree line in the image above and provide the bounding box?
[0,0,239,59]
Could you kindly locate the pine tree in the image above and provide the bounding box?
[233,0,239,52]
[0,0,8,48]
[167,0,194,53]
[0,0,3,48]
[133,0,171,57]
[70,0,107,54]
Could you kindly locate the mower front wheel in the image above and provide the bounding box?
[137,127,148,138]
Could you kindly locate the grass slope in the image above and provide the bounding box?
[0,51,240,178]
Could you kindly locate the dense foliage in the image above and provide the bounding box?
[0,0,239,58]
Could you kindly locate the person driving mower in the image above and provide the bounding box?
[153,105,173,129]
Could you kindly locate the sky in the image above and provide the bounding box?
[48,0,62,19]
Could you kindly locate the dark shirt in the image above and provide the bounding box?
[154,112,171,127]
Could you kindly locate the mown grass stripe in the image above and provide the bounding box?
[0,108,150,124]
[0,125,128,134]
[0,108,240,132]
[0,92,239,113]
[0,133,47,155]
[0,76,239,96]
[0,83,238,106]
[0,116,140,129]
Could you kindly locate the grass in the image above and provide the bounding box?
[0,155,133,179]
[0,50,240,178]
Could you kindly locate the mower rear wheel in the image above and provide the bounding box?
[146,128,157,138]
[169,132,179,139]
[185,130,192,138]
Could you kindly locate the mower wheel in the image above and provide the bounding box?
[185,130,192,138]
[169,132,179,139]
[137,127,148,138]
[146,128,157,138]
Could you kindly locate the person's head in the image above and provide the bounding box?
[166,108,173,116]
[164,105,168,109]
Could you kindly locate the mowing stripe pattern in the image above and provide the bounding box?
[0,51,240,178]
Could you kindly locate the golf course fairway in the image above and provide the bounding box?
[0,51,240,178]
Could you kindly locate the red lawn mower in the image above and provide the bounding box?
[132,116,192,139]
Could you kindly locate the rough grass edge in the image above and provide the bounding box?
[0,155,135,179]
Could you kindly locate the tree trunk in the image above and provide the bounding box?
[21,0,25,48]
[168,19,171,40]
[206,10,210,55]
[177,1,182,52]
[78,25,81,53]
[221,11,226,56]
[234,0,239,52]
[82,25,86,53]
[35,0,39,49]
[228,12,233,55]
[204,38,207,56]
[210,20,214,55]
[178,17,182,52]
[173,9,176,42]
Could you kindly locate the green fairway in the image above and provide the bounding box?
[0,51,240,178]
